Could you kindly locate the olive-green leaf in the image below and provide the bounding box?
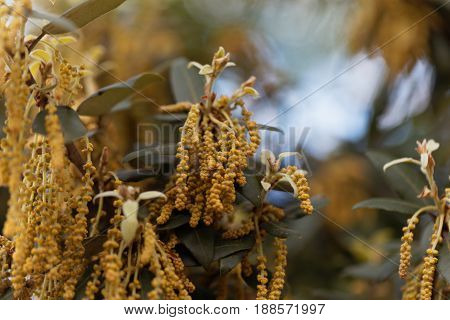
[30,10,77,34]
[261,220,300,239]
[157,213,190,231]
[366,151,429,204]
[437,241,450,283]
[138,268,153,299]
[83,234,107,259]
[115,169,158,182]
[150,112,188,123]
[32,106,87,143]
[77,73,162,116]
[237,171,264,208]
[213,235,255,261]
[170,57,204,103]
[177,225,215,269]
[0,98,5,139]
[177,245,200,267]
[42,0,128,35]
[257,124,284,134]
[122,144,177,164]
[219,251,247,275]
[352,198,422,214]
[109,99,153,114]
[342,260,397,282]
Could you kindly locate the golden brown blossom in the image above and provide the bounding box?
[402,264,422,300]
[45,103,66,171]
[268,238,287,300]
[157,48,261,227]
[1,0,32,237]
[419,248,438,300]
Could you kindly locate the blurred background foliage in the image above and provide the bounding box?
[27,0,449,299]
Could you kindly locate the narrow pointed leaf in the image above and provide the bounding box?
[109,99,154,114]
[366,151,429,205]
[176,245,200,267]
[213,235,255,260]
[77,73,162,116]
[353,198,422,214]
[29,9,77,34]
[170,57,204,103]
[342,260,397,282]
[177,225,215,269]
[237,171,264,208]
[220,251,247,275]
[43,0,128,35]
[115,169,159,182]
[150,112,188,123]
[261,220,300,239]
[256,124,284,134]
[157,213,190,231]
[32,106,87,143]
[122,144,177,163]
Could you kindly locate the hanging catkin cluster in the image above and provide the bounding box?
[8,136,95,299]
[384,139,449,300]
[85,182,191,300]
[0,0,32,237]
[157,47,261,227]
[0,1,98,298]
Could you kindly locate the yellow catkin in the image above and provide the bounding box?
[261,204,285,223]
[10,138,42,298]
[399,216,419,279]
[61,140,96,299]
[256,255,268,300]
[13,142,43,295]
[222,219,255,239]
[157,244,191,300]
[101,199,125,300]
[162,235,195,295]
[241,255,253,278]
[147,253,164,299]
[282,166,313,215]
[0,235,14,294]
[418,210,444,300]
[53,59,84,106]
[174,104,200,211]
[44,103,65,171]
[140,222,157,265]
[402,264,422,300]
[171,251,195,294]
[1,0,31,237]
[419,248,438,300]
[268,238,287,300]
